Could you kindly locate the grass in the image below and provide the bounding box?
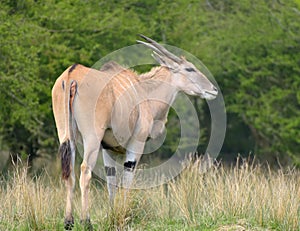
[0,158,299,231]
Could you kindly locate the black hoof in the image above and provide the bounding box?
[64,216,74,230]
[80,218,93,231]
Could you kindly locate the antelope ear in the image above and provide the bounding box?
[152,52,180,70]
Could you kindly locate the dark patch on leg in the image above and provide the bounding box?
[69,63,78,74]
[124,161,136,172]
[64,216,74,230]
[62,80,65,90]
[59,140,72,180]
[105,166,116,176]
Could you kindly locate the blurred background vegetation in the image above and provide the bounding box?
[0,0,299,172]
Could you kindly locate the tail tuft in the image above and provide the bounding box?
[59,140,72,180]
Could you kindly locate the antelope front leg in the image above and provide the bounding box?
[122,108,152,189]
[103,149,117,204]
[122,141,144,189]
[123,158,137,189]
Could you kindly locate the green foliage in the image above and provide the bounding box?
[0,4,52,157]
[203,0,300,162]
[0,0,299,166]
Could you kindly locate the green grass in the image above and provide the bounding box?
[0,159,299,230]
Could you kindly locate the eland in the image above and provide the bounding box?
[52,34,218,229]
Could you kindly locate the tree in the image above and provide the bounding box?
[0,0,299,170]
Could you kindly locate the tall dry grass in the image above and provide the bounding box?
[0,159,299,230]
[144,159,300,230]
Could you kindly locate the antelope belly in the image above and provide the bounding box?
[101,129,126,154]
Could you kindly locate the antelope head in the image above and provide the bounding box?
[137,34,218,100]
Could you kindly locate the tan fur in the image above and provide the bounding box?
[52,64,87,143]
[52,63,154,224]
[52,38,217,226]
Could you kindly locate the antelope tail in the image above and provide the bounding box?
[59,139,72,180]
[59,64,78,180]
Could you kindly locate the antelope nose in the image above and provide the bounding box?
[213,86,218,92]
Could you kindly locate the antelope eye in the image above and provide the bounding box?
[185,67,195,72]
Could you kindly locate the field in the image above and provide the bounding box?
[0,159,299,231]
